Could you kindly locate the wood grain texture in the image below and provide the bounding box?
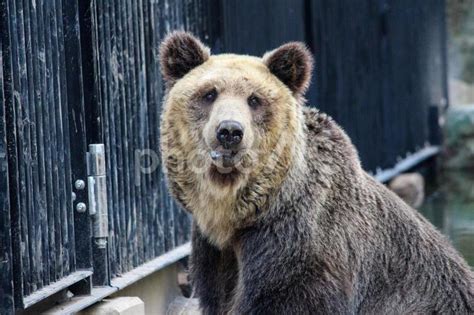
[1,0,89,309]
[0,22,15,314]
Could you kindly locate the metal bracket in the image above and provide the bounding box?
[87,144,108,248]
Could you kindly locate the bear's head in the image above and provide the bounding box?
[159,32,313,246]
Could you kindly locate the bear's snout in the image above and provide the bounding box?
[216,120,244,149]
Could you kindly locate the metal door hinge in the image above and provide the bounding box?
[87,144,108,248]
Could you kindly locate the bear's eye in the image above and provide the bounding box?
[248,95,261,109]
[202,88,218,103]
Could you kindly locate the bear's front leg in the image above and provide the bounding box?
[232,226,352,315]
[190,221,238,315]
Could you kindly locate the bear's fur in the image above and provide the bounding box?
[159,31,474,314]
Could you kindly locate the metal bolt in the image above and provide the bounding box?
[75,179,86,190]
[76,202,87,213]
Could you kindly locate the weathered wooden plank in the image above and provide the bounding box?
[141,0,159,262]
[9,0,33,297]
[108,0,129,274]
[130,0,145,267]
[20,0,42,293]
[0,22,15,314]
[120,0,137,270]
[36,0,55,288]
[92,0,118,283]
[44,286,117,315]
[148,0,166,261]
[23,270,92,309]
[26,0,50,288]
[49,0,68,280]
[135,0,152,263]
[110,243,191,290]
[53,0,73,278]
[43,0,62,284]
[92,0,119,278]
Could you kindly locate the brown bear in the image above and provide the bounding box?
[159,31,474,314]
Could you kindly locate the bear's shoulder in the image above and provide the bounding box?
[302,106,346,144]
[302,106,362,173]
[303,106,333,132]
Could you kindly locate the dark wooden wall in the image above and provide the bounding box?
[0,0,88,311]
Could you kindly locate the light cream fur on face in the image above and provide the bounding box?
[161,53,307,247]
[202,96,255,154]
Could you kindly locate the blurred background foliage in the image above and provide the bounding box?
[447,0,474,104]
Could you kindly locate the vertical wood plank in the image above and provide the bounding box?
[0,17,15,312]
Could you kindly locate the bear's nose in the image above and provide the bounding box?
[216,120,244,148]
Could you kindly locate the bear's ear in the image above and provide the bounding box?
[263,42,313,95]
[159,31,210,86]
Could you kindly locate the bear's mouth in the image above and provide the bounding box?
[208,148,244,185]
[209,148,239,168]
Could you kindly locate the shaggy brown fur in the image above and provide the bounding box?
[159,32,474,314]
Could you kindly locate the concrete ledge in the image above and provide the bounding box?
[79,297,144,315]
[111,264,182,315]
[168,297,200,315]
